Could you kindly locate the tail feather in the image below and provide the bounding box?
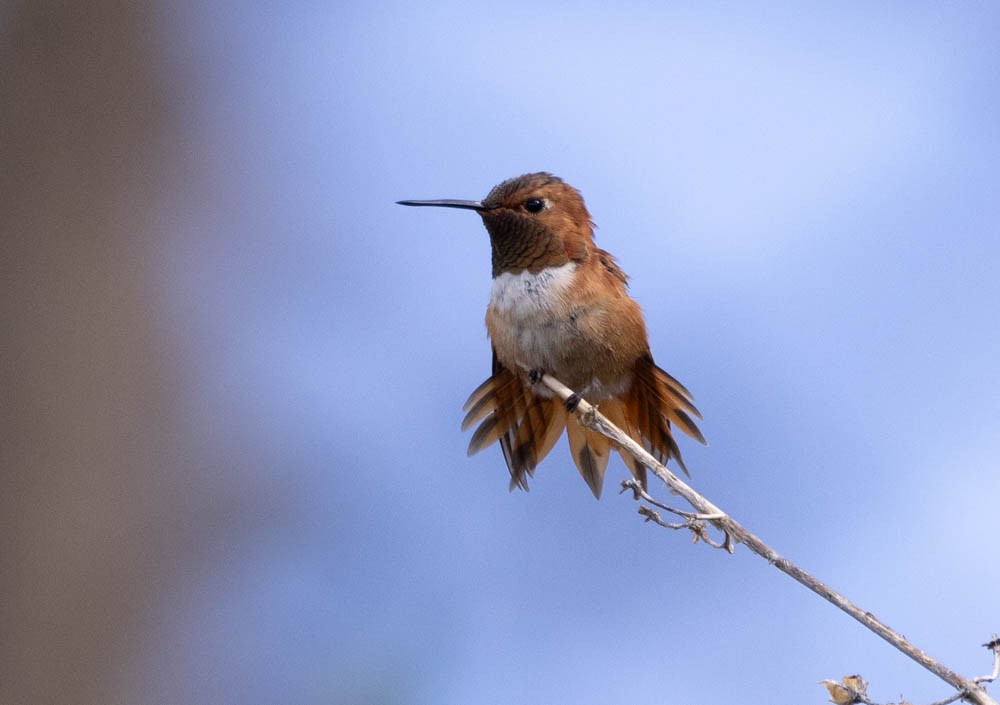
[465,370,529,455]
[462,370,523,430]
[565,419,611,499]
[510,398,566,486]
[652,366,699,410]
[462,351,705,497]
[598,398,648,490]
[646,367,705,438]
[624,353,706,476]
[463,353,567,492]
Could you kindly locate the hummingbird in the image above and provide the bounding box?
[398,172,705,498]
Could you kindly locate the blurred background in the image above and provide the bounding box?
[3,2,999,704]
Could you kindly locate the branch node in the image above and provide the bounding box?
[974,634,1000,686]
[619,478,644,500]
[579,404,598,426]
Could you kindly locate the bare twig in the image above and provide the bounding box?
[621,479,733,550]
[976,637,1000,686]
[535,372,997,705]
[924,690,970,705]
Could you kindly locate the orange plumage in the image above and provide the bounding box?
[399,172,705,498]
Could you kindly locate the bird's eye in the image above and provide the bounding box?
[524,197,545,213]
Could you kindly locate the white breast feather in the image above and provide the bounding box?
[489,262,577,318]
[487,262,580,380]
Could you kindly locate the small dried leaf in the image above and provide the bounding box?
[820,675,867,704]
[820,680,855,704]
[842,675,868,697]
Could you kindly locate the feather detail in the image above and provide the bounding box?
[565,417,612,499]
[596,398,647,490]
[623,353,707,477]
[461,369,524,431]
[462,351,705,494]
[463,351,568,492]
[509,397,566,489]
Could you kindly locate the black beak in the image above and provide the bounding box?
[396,199,490,211]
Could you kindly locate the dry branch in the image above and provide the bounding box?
[535,372,998,705]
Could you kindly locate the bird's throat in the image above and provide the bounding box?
[484,213,571,276]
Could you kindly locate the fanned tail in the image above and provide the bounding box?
[623,353,706,477]
[597,398,648,490]
[462,353,565,492]
[564,417,611,499]
[461,351,705,498]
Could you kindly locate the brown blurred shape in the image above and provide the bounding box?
[1,3,194,703]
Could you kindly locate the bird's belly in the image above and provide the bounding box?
[486,263,630,398]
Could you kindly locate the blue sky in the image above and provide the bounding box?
[136,3,1000,703]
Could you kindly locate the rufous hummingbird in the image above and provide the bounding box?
[398,172,705,498]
